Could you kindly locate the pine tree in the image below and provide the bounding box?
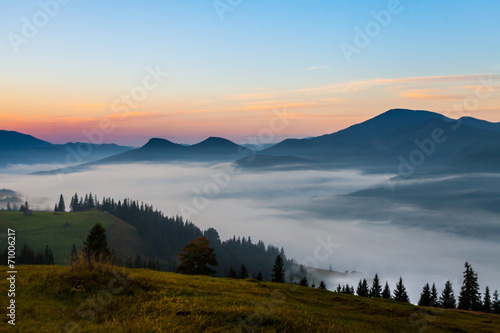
[7,202,11,211]
[271,255,285,283]
[382,282,391,299]
[58,194,65,212]
[492,290,500,314]
[430,283,438,307]
[44,245,54,265]
[256,271,263,281]
[336,284,342,293]
[357,279,369,297]
[458,262,482,311]
[227,265,238,278]
[239,264,249,279]
[393,277,410,303]
[483,287,492,313]
[319,281,327,290]
[440,280,456,309]
[418,283,432,306]
[370,273,382,298]
[54,203,58,212]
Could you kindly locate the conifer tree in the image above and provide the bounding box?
[256,271,263,281]
[483,287,492,313]
[70,244,78,263]
[370,273,382,298]
[83,223,110,263]
[393,277,410,303]
[492,290,500,314]
[227,265,238,278]
[418,283,432,306]
[356,279,369,297]
[299,276,309,287]
[382,282,391,299]
[440,280,456,309]
[431,283,438,307]
[271,255,285,283]
[240,264,249,279]
[458,262,482,311]
[319,281,327,290]
[58,194,65,212]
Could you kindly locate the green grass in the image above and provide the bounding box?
[0,211,150,264]
[1,265,499,332]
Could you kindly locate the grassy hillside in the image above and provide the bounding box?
[1,265,499,332]
[0,210,151,264]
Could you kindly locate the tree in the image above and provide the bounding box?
[271,255,285,283]
[58,194,65,212]
[430,283,439,307]
[492,290,500,314]
[70,244,78,263]
[176,237,218,275]
[440,280,456,309]
[382,282,391,299]
[319,281,327,290]
[370,273,382,298]
[227,265,238,278]
[418,283,432,306]
[83,223,110,263]
[44,245,54,265]
[54,203,58,212]
[239,264,249,279]
[256,271,263,281]
[393,277,410,303]
[7,202,11,211]
[458,262,482,311]
[483,287,492,313]
[357,279,369,297]
[299,276,309,287]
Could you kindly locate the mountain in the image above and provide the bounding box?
[0,130,133,168]
[459,116,500,133]
[98,137,253,164]
[260,109,500,173]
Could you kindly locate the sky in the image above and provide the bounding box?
[1,0,500,146]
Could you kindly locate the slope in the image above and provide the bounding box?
[2,265,499,332]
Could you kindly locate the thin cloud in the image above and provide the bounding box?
[308,65,330,71]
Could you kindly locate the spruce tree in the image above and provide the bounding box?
[356,279,369,297]
[382,282,391,299]
[430,283,438,307]
[483,287,492,313]
[256,271,263,281]
[440,280,456,309]
[70,244,78,263]
[58,194,65,212]
[271,255,285,283]
[419,283,432,306]
[227,265,238,278]
[239,264,249,279]
[83,223,110,263]
[299,276,309,287]
[370,273,382,298]
[458,262,482,311]
[492,290,500,314]
[319,281,327,290]
[393,277,410,303]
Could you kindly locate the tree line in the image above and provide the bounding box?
[0,242,54,265]
[55,193,293,278]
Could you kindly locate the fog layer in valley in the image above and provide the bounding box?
[1,163,499,302]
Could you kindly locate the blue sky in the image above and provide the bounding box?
[1,0,499,145]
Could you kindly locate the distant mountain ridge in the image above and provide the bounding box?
[0,130,133,168]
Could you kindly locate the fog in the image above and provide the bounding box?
[1,163,499,302]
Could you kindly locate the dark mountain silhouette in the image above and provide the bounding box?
[260,109,500,173]
[98,137,253,164]
[0,130,132,167]
[459,116,500,133]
